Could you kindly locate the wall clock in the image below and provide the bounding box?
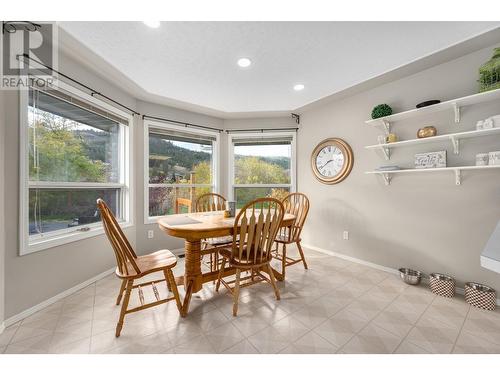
[311,138,354,184]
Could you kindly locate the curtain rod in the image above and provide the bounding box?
[142,114,223,133]
[225,127,299,134]
[18,54,141,116]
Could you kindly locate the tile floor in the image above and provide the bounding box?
[1,247,500,354]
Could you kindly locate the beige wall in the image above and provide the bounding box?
[298,44,500,291]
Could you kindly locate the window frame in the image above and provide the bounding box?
[227,131,297,202]
[19,79,134,255]
[143,120,220,224]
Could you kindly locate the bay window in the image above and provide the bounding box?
[228,132,296,207]
[145,121,219,222]
[20,82,132,254]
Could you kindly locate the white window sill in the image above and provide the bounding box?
[21,221,134,256]
[145,216,161,225]
[145,215,190,225]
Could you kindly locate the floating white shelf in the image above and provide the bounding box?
[365,164,500,186]
[365,88,500,134]
[365,127,500,160]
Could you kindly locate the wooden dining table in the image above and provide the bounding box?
[158,210,295,316]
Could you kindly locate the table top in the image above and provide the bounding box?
[158,210,295,241]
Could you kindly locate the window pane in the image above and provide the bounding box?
[234,143,291,184]
[234,187,290,208]
[29,188,120,235]
[149,132,213,185]
[29,89,122,183]
[149,186,212,217]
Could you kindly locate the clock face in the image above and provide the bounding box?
[315,145,345,178]
[311,138,353,184]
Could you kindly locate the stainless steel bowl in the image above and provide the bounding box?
[429,273,454,282]
[399,268,422,285]
[465,282,495,293]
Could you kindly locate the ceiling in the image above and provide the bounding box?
[59,22,500,116]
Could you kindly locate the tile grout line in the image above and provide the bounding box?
[453,306,500,349]
[277,267,374,349]
[7,300,64,353]
[45,294,67,353]
[450,304,471,353]
[326,280,385,352]
[218,320,258,353]
[88,280,97,354]
[391,293,437,354]
[2,320,23,350]
[334,275,402,353]
[328,271,399,353]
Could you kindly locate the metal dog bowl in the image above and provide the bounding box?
[465,282,496,310]
[399,268,422,285]
[429,273,456,298]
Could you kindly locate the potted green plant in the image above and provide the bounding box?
[371,104,393,119]
[479,47,500,92]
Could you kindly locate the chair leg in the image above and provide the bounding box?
[297,241,308,269]
[215,257,226,292]
[116,279,133,337]
[232,269,241,316]
[266,264,281,301]
[164,269,183,315]
[116,279,127,305]
[212,252,219,284]
[281,243,287,280]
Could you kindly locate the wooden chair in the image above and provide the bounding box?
[216,198,284,316]
[96,199,183,337]
[194,193,232,273]
[273,193,310,280]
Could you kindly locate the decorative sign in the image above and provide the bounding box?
[414,151,447,169]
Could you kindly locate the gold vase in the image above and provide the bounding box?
[385,133,398,143]
[417,126,437,138]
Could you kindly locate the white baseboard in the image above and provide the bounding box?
[3,267,115,328]
[303,243,399,276]
[303,243,500,306]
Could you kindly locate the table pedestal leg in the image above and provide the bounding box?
[181,239,203,315]
[181,281,193,317]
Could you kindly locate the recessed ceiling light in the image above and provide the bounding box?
[294,84,305,91]
[143,21,160,28]
[237,58,252,68]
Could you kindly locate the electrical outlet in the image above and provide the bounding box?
[343,230,349,240]
[147,230,154,239]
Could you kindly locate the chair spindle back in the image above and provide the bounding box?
[279,193,310,242]
[232,198,284,265]
[194,193,227,212]
[97,198,140,276]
